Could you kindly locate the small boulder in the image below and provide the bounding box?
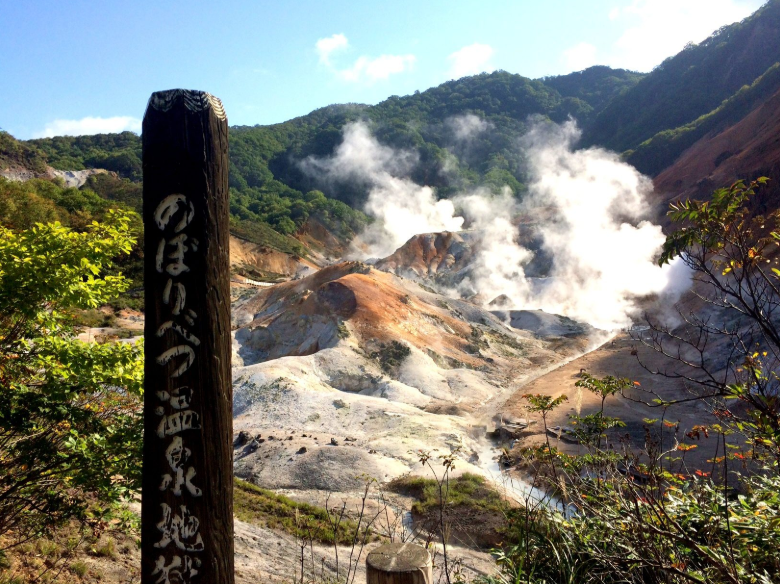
[297,446,308,454]
[330,438,339,446]
[234,430,252,447]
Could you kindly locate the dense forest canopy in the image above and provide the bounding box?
[30,132,143,180]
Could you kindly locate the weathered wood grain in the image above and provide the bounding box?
[367,543,433,584]
[141,89,233,584]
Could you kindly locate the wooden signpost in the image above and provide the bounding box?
[367,543,433,584]
[141,89,234,584]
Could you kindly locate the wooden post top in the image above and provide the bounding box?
[367,543,432,572]
[145,89,226,121]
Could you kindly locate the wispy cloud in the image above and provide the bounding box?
[315,34,415,83]
[339,54,416,82]
[447,43,495,79]
[607,0,762,72]
[561,42,598,72]
[316,33,349,66]
[33,116,141,139]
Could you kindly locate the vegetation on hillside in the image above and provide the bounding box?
[0,211,143,549]
[0,176,118,230]
[0,131,48,174]
[8,66,645,216]
[234,479,372,545]
[626,61,780,175]
[6,129,369,251]
[28,132,143,181]
[240,69,643,206]
[390,473,504,517]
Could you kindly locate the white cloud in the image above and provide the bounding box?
[447,43,495,79]
[33,116,141,139]
[339,54,416,82]
[315,34,416,83]
[562,42,598,72]
[316,33,349,66]
[608,0,763,72]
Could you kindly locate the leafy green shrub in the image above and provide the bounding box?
[0,211,143,546]
[0,132,48,174]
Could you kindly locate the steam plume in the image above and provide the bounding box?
[518,121,683,328]
[303,120,687,329]
[302,122,463,258]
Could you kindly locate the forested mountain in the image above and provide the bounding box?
[4,66,642,252]
[5,0,780,257]
[234,68,644,207]
[582,0,780,164]
[16,67,642,222]
[30,132,143,180]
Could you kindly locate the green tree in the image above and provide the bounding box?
[522,393,569,479]
[0,210,143,546]
[657,178,780,466]
[571,374,629,449]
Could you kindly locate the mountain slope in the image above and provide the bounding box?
[6,67,643,257]
[626,61,780,176]
[652,83,780,211]
[582,0,780,155]
[230,259,599,491]
[252,69,643,205]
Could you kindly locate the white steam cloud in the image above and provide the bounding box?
[301,122,463,258]
[518,122,684,328]
[448,113,493,141]
[304,120,687,329]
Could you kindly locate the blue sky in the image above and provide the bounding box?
[0,0,765,139]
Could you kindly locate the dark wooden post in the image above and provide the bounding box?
[141,89,233,584]
[366,543,433,584]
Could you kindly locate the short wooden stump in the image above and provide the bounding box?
[366,542,432,584]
